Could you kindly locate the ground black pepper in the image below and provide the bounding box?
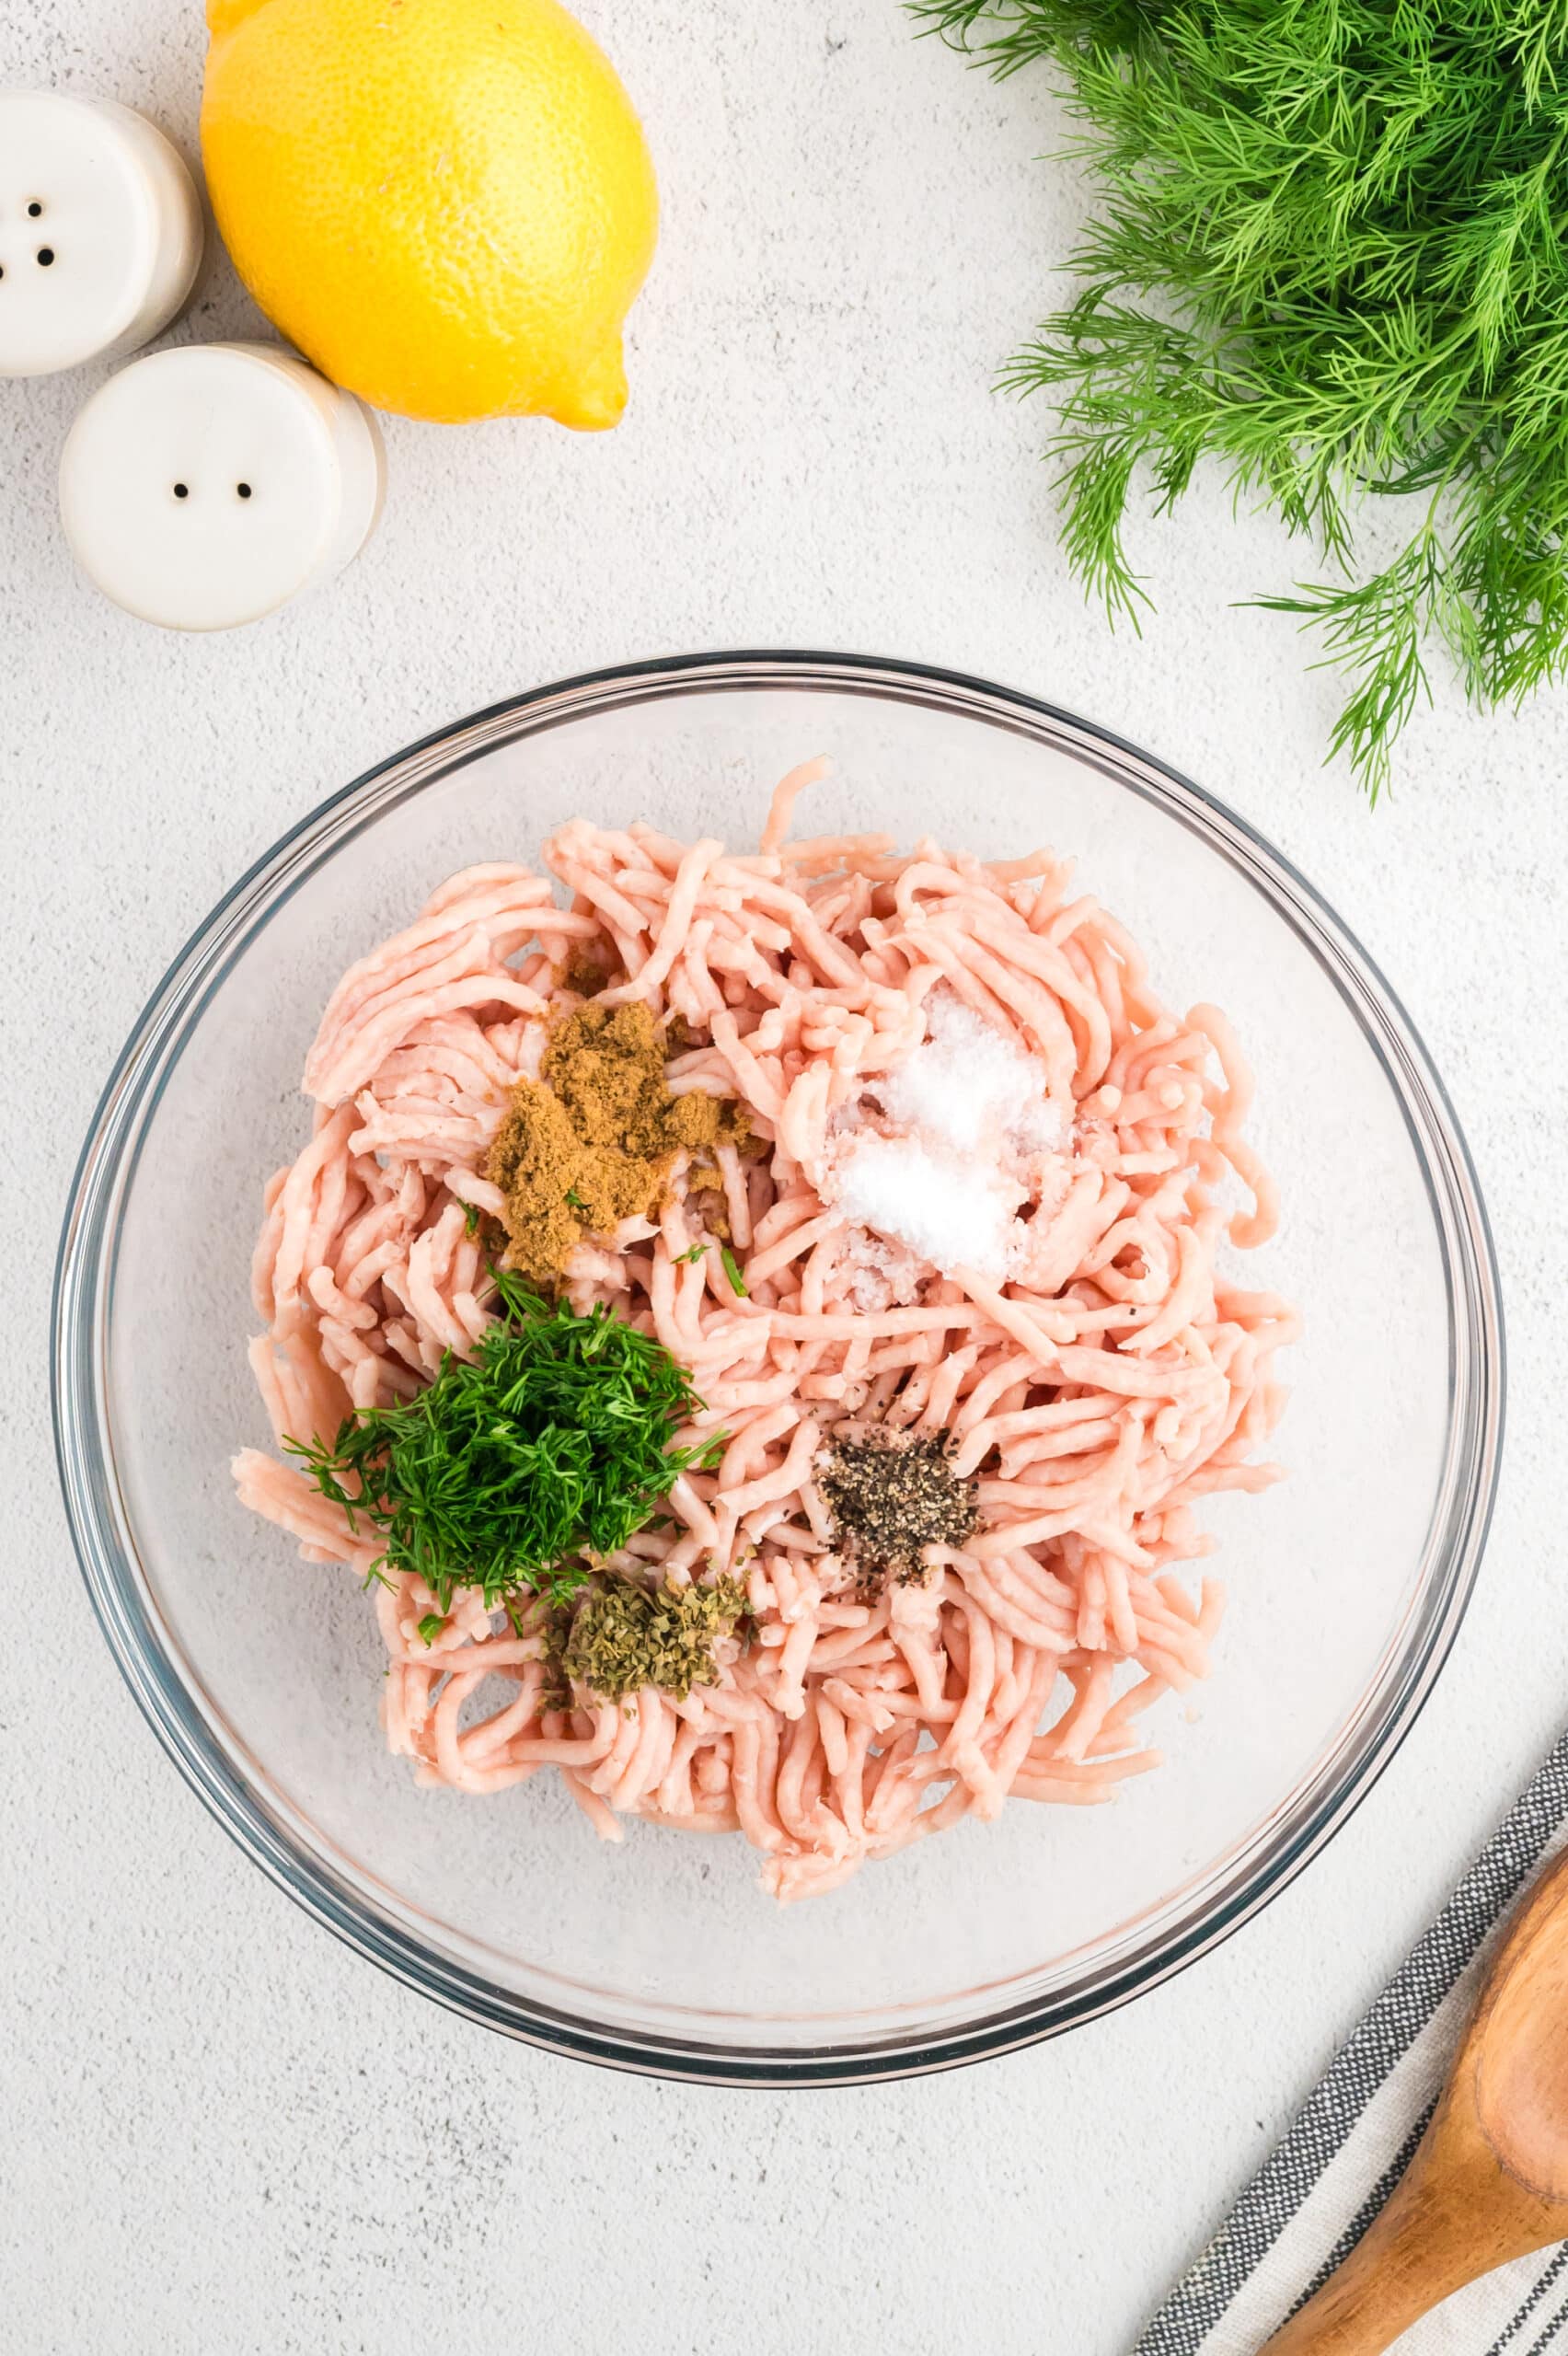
[817,1428,979,1587]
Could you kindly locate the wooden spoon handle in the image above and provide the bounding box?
[1264,1848,1568,2354]
[1260,2172,1552,2356]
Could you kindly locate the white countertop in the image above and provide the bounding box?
[6,6,1567,2351]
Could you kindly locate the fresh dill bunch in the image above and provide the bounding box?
[914,0,1568,797]
[288,1268,719,1612]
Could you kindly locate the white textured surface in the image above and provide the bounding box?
[4,6,1566,2353]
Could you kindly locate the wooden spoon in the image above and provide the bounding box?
[1262,1848,1568,2354]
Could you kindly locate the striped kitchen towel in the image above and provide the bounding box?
[1136,1733,1568,2356]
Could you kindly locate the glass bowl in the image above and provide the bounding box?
[52,652,1504,2085]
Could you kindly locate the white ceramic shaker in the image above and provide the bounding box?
[0,90,203,377]
[59,341,386,631]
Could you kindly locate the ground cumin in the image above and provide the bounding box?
[561,947,616,999]
[486,1001,755,1284]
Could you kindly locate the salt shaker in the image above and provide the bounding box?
[59,341,386,631]
[0,90,203,377]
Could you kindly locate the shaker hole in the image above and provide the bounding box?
[27,202,43,218]
[36,248,54,267]
[236,482,253,500]
[173,483,190,500]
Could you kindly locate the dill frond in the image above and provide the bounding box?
[914,0,1568,793]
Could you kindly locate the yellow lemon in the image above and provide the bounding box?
[201,0,658,428]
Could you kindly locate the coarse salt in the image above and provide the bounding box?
[824,987,1068,1283]
[834,1133,1019,1280]
[876,989,1065,1156]
[839,1226,928,1313]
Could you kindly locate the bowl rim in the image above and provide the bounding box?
[52,647,1506,2086]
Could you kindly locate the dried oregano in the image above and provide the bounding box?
[561,1575,749,1702]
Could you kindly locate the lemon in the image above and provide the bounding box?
[201,0,658,428]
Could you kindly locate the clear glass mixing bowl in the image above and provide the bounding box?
[52,653,1504,2084]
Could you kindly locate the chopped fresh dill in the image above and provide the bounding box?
[461,1200,480,1239]
[674,1242,709,1265]
[416,1612,444,1646]
[915,0,1568,798]
[288,1268,720,1612]
[720,1245,748,1297]
[564,1187,587,1210]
